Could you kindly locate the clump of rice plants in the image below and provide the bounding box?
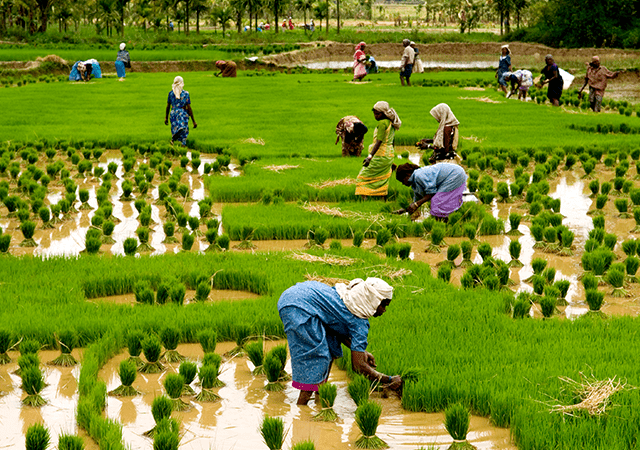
[201,352,225,387]
[592,215,605,230]
[0,233,11,254]
[437,265,452,283]
[20,220,37,247]
[197,330,217,354]
[179,361,198,396]
[264,350,284,391]
[543,267,556,284]
[291,441,315,450]
[444,402,470,447]
[459,241,473,268]
[374,228,392,249]
[123,237,138,256]
[426,223,446,253]
[588,180,599,197]
[554,280,571,300]
[204,228,219,252]
[463,223,479,244]
[140,335,165,373]
[633,208,640,233]
[195,280,211,301]
[606,269,628,297]
[313,382,338,422]
[531,275,545,296]
[164,373,190,411]
[181,232,195,252]
[49,330,77,366]
[108,360,140,397]
[615,198,631,218]
[625,256,640,282]
[102,220,115,244]
[21,365,47,406]
[543,227,559,253]
[348,373,371,407]
[161,327,185,363]
[272,344,290,381]
[540,296,556,318]
[603,233,617,251]
[585,289,605,312]
[622,239,637,257]
[170,282,186,305]
[531,224,545,249]
[0,330,15,364]
[508,240,523,267]
[136,227,154,252]
[153,420,180,450]
[57,434,85,450]
[25,423,50,450]
[588,194,607,216]
[442,244,460,268]
[144,395,173,437]
[195,364,221,402]
[134,280,155,305]
[507,213,522,236]
[558,229,575,256]
[398,243,412,260]
[479,215,504,236]
[236,225,257,250]
[162,222,179,244]
[260,416,285,450]
[353,231,364,247]
[245,340,265,375]
[513,293,532,319]
[477,242,492,262]
[126,330,145,369]
[354,400,387,449]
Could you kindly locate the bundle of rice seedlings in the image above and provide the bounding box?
[582,273,599,291]
[589,227,605,243]
[181,232,195,251]
[459,241,473,268]
[462,224,479,244]
[245,340,265,375]
[384,244,399,259]
[153,420,180,450]
[531,275,545,296]
[625,257,640,282]
[496,182,510,202]
[348,373,371,407]
[554,280,571,299]
[179,361,198,396]
[161,327,184,363]
[601,182,612,195]
[49,330,77,366]
[21,365,47,406]
[78,189,91,210]
[375,228,392,248]
[444,402,470,447]
[437,265,452,283]
[353,231,364,247]
[162,222,179,244]
[622,239,637,257]
[633,208,640,233]
[108,360,140,396]
[144,395,173,437]
[264,351,284,391]
[444,244,460,268]
[169,282,186,305]
[543,267,556,284]
[398,243,412,260]
[102,220,116,244]
[478,215,504,236]
[507,213,523,236]
[126,330,145,369]
[197,330,217,354]
[588,194,607,216]
[291,441,316,450]
[426,224,446,253]
[540,296,556,318]
[477,242,492,262]
[16,352,40,377]
[136,227,154,252]
[204,229,219,252]
[201,352,225,387]
[558,229,575,256]
[585,289,605,311]
[20,220,37,247]
[20,339,40,356]
[134,281,155,305]
[272,344,290,381]
[0,330,14,364]
[227,324,251,356]
[123,237,138,256]
[38,206,53,229]
[164,373,190,411]
[195,281,211,301]
[195,364,221,402]
[543,227,559,253]
[58,434,85,450]
[25,423,50,450]
[509,240,523,267]
[236,226,257,250]
[606,270,628,297]
[260,416,285,450]
[354,400,387,449]
[313,382,338,422]
[187,216,201,237]
[603,233,617,251]
[513,293,532,319]
[140,335,165,373]
[615,198,630,218]
[0,234,11,253]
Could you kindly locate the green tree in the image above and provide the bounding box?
[191,0,207,33]
[295,0,312,27]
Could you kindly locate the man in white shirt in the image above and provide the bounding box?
[400,39,415,86]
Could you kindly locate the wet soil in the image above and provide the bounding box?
[99,343,515,450]
[93,288,261,305]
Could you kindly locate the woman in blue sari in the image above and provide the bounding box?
[164,76,197,146]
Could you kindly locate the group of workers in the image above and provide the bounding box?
[352,39,422,85]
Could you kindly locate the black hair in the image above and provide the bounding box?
[395,163,420,182]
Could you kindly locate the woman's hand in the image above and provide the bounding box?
[363,155,372,167]
[391,208,406,215]
[164,118,168,126]
[405,202,418,214]
[387,375,402,391]
[193,121,198,129]
[364,352,376,368]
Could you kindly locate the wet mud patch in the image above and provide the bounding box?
[91,289,261,305]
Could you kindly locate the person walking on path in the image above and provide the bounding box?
[495,44,511,96]
[541,54,563,107]
[579,56,621,112]
[278,279,403,405]
[165,76,197,146]
[400,39,415,86]
[356,101,401,198]
[115,43,130,80]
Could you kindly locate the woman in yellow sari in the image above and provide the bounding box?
[355,101,401,198]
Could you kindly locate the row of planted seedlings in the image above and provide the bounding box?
[0,138,235,254]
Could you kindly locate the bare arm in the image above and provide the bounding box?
[351,351,402,390]
[186,104,197,128]
[393,193,435,215]
[363,140,382,166]
[164,103,170,125]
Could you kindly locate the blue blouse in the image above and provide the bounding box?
[409,163,467,200]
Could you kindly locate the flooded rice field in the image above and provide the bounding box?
[302,60,497,70]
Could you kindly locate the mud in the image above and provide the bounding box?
[99,343,515,450]
[92,289,261,305]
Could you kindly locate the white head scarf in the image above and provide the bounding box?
[430,103,460,150]
[335,277,394,319]
[172,76,184,99]
[77,62,86,72]
[120,43,126,51]
[373,101,402,130]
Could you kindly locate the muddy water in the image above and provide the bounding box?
[92,289,261,305]
[100,343,515,450]
[0,349,98,450]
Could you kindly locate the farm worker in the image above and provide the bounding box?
[115,43,131,80]
[278,279,403,405]
[355,101,401,198]
[416,103,460,164]
[400,39,415,86]
[541,54,563,107]
[505,69,533,101]
[578,56,621,112]
[215,60,237,78]
[71,59,101,81]
[410,41,424,74]
[495,44,511,96]
[393,162,468,221]
[288,17,295,30]
[335,116,368,157]
[353,42,368,82]
[165,76,198,147]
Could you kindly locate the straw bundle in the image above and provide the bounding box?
[549,375,627,416]
[288,252,359,266]
[308,178,357,189]
[302,204,385,222]
[263,165,299,172]
[458,96,501,104]
[243,137,265,145]
[304,273,350,286]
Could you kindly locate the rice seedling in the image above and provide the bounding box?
[49,330,78,366]
[291,441,316,450]
[507,213,522,236]
[384,244,400,259]
[558,229,575,256]
[164,373,190,411]
[58,434,85,450]
[529,201,543,216]
[348,373,371,407]
[438,265,452,283]
[592,215,605,231]
[606,270,628,297]
[444,244,460,268]
[162,222,179,244]
[204,228,219,252]
[179,361,198,396]
[633,208,640,233]
[271,344,290,381]
[425,223,446,253]
[531,224,545,249]
[197,330,217,354]
[264,351,285,391]
[589,227,605,244]
[375,228,392,249]
[479,215,504,236]
[589,194,608,216]
[201,352,225,387]
[615,198,630,218]
[218,233,230,250]
[459,241,473,268]
[195,364,221,402]
[603,233,618,251]
[21,365,46,406]
[25,423,50,450]
[260,416,285,450]
[477,242,492,262]
[0,330,14,364]
[462,223,479,244]
[513,293,532,319]
[145,395,173,438]
[398,243,412,260]
[136,227,154,252]
[496,182,510,202]
[20,339,40,356]
[153,424,180,450]
[134,281,155,305]
[353,231,364,247]
[245,340,265,375]
[585,289,605,311]
[354,400,387,449]
[228,323,252,356]
[169,282,186,305]
[20,220,37,247]
[313,382,338,422]
[542,267,556,285]
[195,280,211,301]
[236,225,257,250]
[531,275,545,296]
[631,188,640,206]
[621,239,637,258]
[140,335,165,374]
[125,330,145,370]
[601,182,612,195]
[625,256,640,282]
[188,216,201,237]
[444,402,470,446]
[108,360,140,397]
[554,280,571,300]
[0,234,11,253]
[540,296,556,318]
[123,237,138,256]
[582,273,599,291]
[543,227,559,253]
[161,327,185,363]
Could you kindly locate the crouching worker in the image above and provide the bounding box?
[278,278,402,405]
[393,162,467,221]
[215,60,237,78]
[416,103,460,164]
[335,116,368,157]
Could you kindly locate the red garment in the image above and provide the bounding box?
[288,19,294,30]
[585,65,616,96]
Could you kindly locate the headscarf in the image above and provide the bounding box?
[120,43,126,51]
[335,278,394,319]
[355,42,366,52]
[402,39,410,46]
[373,101,402,130]
[172,76,184,99]
[430,103,460,150]
[77,62,86,72]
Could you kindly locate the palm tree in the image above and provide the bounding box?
[295,0,312,27]
[191,0,207,33]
